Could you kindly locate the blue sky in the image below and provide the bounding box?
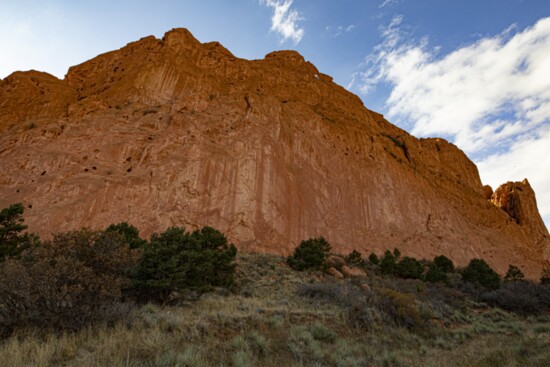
[1,0,549,228]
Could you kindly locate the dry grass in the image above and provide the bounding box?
[0,253,549,367]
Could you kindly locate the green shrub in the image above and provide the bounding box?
[288,326,324,362]
[297,282,363,310]
[379,250,397,275]
[425,263,449,284]
[309,323,336,344]
[375,287,426,329]
[130,226,237,303]
[433,255,454,273]
[395,256,424,279]
[0,229,139,334]
[287,237,331,271]
[105,222,147,249]
[368,252,379,265]
[0,203,39,261]
[344,250,363,266]
[462,259,501,290]
[504,265,524,281]
[479,280,550,315]
[297,279,458,331]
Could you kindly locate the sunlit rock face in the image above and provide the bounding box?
[1,28,548,277]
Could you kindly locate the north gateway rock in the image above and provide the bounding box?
[1,29,549,277]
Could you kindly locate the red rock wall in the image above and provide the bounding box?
[1,28,548,278]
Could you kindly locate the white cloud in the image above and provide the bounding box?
[350,16,550,228]
[325,24,355,38]
[262,0,304,44]
[379,0,400,9]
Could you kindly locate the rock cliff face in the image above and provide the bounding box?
[1,28,548,277]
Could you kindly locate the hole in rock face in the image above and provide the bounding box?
[84,168,89,172]
[41,171,46,176]
[92,166,97,170]
[127,167,132,173]
[28,204,32,209]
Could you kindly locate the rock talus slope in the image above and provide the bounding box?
[1,29,548,277]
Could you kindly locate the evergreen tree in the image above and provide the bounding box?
[287,237,331,271]
[433,255,454,273]
[0,203,39,261]
[504,265,524,281]
[395,256,424,279]
[345,250,363,266]
[380,250,397,275]
[540,266,550,285]
[425,264,449,284]
[462,259,501,290]
[106,222,147,249]
[393,248,401,259]
[130,226,237,303]
[368,252,379,265]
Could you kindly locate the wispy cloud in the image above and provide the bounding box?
[378,0,400,9]
[325,24,355,38]
[350,16,550,226]
[262,0,304,44]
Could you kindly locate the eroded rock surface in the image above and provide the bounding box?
[1,28,549,277]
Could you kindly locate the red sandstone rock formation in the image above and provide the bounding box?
[1,28,548,277]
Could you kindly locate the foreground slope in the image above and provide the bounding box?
[0,29,548,276]
[1,253,549,367]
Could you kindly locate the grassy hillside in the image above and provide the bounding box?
[1,252,549,367]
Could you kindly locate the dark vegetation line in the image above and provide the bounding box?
[0,202,549,339]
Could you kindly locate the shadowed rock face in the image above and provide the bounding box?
[1,28,548,277]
